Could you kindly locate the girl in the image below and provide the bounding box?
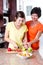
[4,11,28,51]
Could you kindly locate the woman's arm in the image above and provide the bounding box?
[28,31,42,45]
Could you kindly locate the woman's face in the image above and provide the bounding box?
[31,13,38,21]
[16,17,25,26]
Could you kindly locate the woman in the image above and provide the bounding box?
[4,11,28,50]
[25,7,43,50]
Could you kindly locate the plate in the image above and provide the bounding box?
[16,52,32,59]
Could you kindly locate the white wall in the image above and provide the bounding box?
[3,0,9,13]
[17,0,43,24]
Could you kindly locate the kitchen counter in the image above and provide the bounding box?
[0,48,43,65]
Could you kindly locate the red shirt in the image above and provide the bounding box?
[25,20,43,50]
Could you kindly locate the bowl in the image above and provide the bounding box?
[16,52,32,59]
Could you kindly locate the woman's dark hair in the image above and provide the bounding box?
[14,11,25,21]
[31,7,41,18]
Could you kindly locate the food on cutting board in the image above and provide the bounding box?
[28,47,33,53]
[8,48,12,51]
[7,48,22,52]
[22,47,26,51]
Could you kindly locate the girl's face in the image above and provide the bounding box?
[31,13,38,21]
[16,17,25,26]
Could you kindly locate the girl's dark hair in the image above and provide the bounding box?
[14,11,25,21]
[31,7,41,18]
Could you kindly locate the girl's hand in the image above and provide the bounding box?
[10,40,18,48]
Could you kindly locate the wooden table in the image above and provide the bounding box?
[0,48,43,65]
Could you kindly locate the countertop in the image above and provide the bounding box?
[0,48,43,65]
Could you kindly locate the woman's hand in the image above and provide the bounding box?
[23,44,28,49]
[23,42,31,49]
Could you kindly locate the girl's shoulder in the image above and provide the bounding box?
[7,21,14,25]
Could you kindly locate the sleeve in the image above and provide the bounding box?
[38,24,43,32]
[24,25,28,32]
[41,25,43,32]
[25,21,30,28]
[5,23,10,31]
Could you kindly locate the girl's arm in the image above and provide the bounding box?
[28,31,42,45]
[4,29,12,43]
[23,32,27,44]
[22,32,28,49]
[4,29,18,47]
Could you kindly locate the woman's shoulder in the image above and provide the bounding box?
[25,20,32,28]
[37,22,43,26]
[25,20,32,25]
[26,20,32,22]
[37,22,43,31]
